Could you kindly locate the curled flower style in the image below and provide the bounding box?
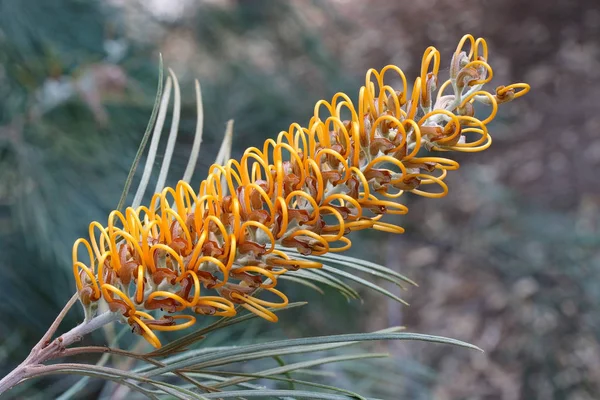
[73,34,530,348]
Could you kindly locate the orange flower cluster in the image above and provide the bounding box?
[73,35,529,348]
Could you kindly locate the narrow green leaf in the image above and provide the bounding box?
[210,353,388,390]
[200,389,370,399]
[278,245,418,287]
[146,329,405,374]
[148,302,307,358]
[320,264,409,306]
[273,355,295,390]
[132,74,173,208]
[145,379,212,399]
[305,268,360,297]
[116,55,163,213]
[214,119,234,166]
[27,364,170,400]
[317,257,408,289]
[160,342,353,372]
[215,120,235,195]
[154,68,182,194]
[144,331,481,377]
[55,353,111,400]
[277,275,325,295]
[55,326,138,400]
[182,79,204,183]
[181,372,270,390]
[203,371,369,400]
[292,269,359,300]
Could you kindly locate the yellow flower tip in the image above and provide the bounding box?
[72,35,529,345]
[129,314,162,349]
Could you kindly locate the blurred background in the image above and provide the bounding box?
[1,0,599,399]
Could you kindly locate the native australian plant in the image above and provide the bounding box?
[0,34,529,398]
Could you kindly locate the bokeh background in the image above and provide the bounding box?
[1,0,599,399]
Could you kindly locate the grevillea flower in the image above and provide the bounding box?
[73,34,529,348]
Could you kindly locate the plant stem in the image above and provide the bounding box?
[35,293,79,350]
[0,310,121,396]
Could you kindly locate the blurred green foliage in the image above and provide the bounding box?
[1,0,599,399]
[0,1,382,397]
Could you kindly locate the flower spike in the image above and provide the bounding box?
[73,35,530,348]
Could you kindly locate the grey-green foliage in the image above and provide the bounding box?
[0,0,375,397]
[24,310,467,400]
[0,0,159,351]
